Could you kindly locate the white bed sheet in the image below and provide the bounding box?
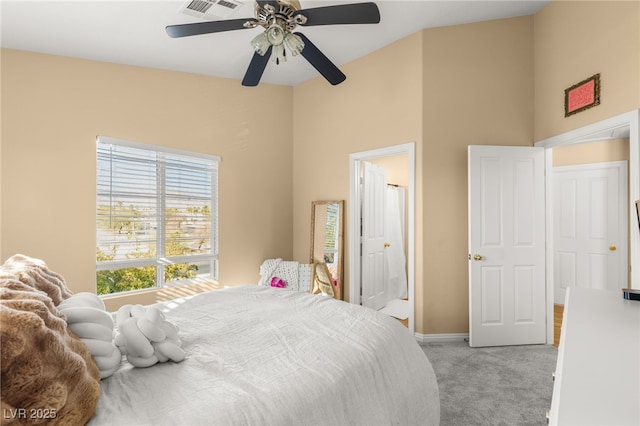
[90,286,440,425]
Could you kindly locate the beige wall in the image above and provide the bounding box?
[553,138,630,167]
[292,32,424,317]
[292,16,534,334]
[421,16,535,334]
[369,154,409,187]
[1,49,293,306]
[534,1,640,141]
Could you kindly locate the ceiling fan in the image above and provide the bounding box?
[166,1,381,86]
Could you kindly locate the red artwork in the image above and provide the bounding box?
[564,74,600,117]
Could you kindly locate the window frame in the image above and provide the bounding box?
[96,136,220,294]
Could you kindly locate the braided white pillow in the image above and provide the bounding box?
[114,304,185,368]
[58,292,121,379]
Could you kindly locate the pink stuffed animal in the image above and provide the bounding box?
[270,277,287,288]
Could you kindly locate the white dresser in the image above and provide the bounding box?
[549,287,640,425]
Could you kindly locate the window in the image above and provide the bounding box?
[96,136,219,295]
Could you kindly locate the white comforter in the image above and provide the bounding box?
[90,286,440,425]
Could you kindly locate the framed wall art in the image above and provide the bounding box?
[564,73,600,117]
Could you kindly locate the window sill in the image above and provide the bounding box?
[101,279,223,312]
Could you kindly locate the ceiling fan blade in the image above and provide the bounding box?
[295,2,380,26]
[166,18,253,38]
[242,46,272,87]
[295,33,346,86]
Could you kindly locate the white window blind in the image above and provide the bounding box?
[96,136,219,295]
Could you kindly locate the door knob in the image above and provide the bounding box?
[384,242,391,248]
[609,245,617,251]
[473,254,483,261]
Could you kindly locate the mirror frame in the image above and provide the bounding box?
[309,200,345,300]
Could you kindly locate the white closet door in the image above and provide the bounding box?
[553,162,628,304]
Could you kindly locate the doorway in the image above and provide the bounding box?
[536,109,640,344]
[348,143,416,334]
[468,110,639,346]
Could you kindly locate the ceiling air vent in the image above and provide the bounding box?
[180,0,243,20]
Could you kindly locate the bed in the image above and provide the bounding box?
[91,286,440,425]
[0,255,439,425]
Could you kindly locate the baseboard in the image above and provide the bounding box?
[414,332,469,343]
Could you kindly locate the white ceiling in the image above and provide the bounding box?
[0,0,550,86]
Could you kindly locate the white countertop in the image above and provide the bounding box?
[550,287,640,425]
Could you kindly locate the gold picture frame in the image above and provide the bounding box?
[564,73,600,117]
[309,200,344,300]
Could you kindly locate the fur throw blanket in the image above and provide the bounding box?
[0,255,72,305]
[0,255,101,425]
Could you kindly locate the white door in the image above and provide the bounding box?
[553,162,628,304]
[468,145,546,347]
[361,161,387,310]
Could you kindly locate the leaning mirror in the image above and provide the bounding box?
[309,200,344,300]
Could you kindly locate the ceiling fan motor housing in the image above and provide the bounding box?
[250,0,307,63]
[254,0,306,33]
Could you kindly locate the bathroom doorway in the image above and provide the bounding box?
[349,143,416,334]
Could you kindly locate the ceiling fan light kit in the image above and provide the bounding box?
[250,31,271,55]
[166,0,381,86]
[272,43,286,64]
[284,33,305,56]
[266,24,285,45]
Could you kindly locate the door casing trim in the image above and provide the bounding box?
[348,142,416,335]
[536,109,640,344]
